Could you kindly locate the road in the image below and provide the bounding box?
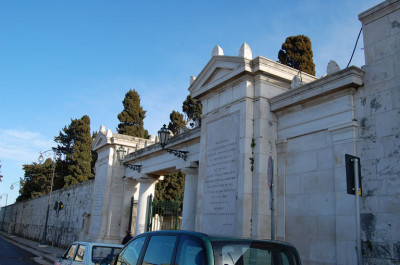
[0,236,41,265]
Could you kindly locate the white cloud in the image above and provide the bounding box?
[0,129,54,162]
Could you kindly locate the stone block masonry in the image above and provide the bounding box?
[0,180,94,248]
[358,1,400,264]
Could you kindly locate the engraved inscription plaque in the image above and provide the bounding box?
[202,113,239,235]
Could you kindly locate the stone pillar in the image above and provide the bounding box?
[119,178,139,239]
[275,140,287,241]
[86,144,126,243]
[134,177,156,236]
[329,122,358,265]
[180,167,199,231]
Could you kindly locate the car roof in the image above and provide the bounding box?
[136,230,296,248]
[70,241,123,248]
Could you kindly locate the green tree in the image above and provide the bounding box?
[168,110,187,135]
[154,172,185,213]
[17,159,54,201]
[55,115,94,187]
[182,95,202,128]
[278,35,316,76]
[91,131,98,173]
[117,89,149,138]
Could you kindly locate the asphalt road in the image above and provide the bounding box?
[0,236,40,265]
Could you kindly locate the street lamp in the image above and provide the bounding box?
[38,147,60,246]
[116,146,142,173]
[10,181,20,190]
[158,124,189,161]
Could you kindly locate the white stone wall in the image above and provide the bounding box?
[271,67,364,265]
[0,180,94,248]
[358,1,400,264]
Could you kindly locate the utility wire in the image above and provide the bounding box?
[347,27,363,68]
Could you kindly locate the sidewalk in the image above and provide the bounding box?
[0,230,66,265]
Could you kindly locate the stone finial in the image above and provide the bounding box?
[212,45,224,57]
[327,60,340,75]
[106,129,112,138]
[291,75,302,89]
[100,125,106,133]
[148,135,156,142]
[239,42,252,60]
[190,76,196,85]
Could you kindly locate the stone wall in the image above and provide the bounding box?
[271,67,364,265]
[358,1,400,264]
[0,180,94,248]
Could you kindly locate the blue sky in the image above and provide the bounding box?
[0,0,382,205]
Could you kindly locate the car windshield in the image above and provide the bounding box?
[211,240,300,265]
[92,246,122,265]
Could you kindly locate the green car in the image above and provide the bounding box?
[113,230,301,265]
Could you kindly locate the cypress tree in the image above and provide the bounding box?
[278,35,316,76]
[55,115,94,187]
[182,95,202,128]
[168,110,187,135]
[117,89,149,138]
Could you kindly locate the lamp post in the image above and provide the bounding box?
[10,181,21,235]
[38,148,59,246]
[158,124,189,161]
[0,193,8,231]
[0,193,8,206]
[116,146,142,173]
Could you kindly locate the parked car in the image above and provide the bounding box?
[112,230,301,265]
[54,241,123,265]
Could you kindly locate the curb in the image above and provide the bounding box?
[0,233,57,264]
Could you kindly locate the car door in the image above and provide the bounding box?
[115,236,147,265]
[70,243,87,265]
[141,235,178,265]
[60,243,78,265]
[175,235,206,265]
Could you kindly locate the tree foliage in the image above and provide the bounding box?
[117,89,149,138]
[18,115,96,201]
[18,160,55,201]
[182,95,202,127]
[278,35,316,76]
[168,111,187,135]
[154,172,185,212]
[55,115,94,187]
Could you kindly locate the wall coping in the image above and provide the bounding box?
[270,66,364,112]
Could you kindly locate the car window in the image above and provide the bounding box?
[63,243,78,260]
[117,236,146,265]
[142,235,177,265]
[74,244,86,261]
[175,236,205,265]
[92,246,122,265]
[212,240,300,265]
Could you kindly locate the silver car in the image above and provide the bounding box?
[54,241,123,265]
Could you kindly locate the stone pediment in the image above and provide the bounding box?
[92,131,108,151]
[189,56,250,99]
[202,67,234,87]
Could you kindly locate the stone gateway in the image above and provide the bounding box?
[1,1,399,264]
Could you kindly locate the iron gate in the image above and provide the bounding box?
[146,194,181,232]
